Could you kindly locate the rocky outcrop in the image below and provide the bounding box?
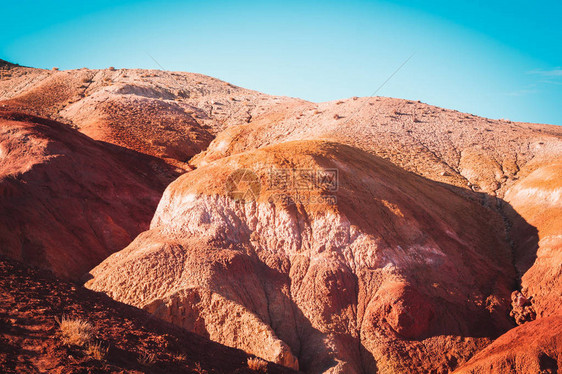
[0,109,177,279]
[87,140,517,373]
[509,291,536,325]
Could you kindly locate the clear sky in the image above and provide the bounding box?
[1,0,561,125]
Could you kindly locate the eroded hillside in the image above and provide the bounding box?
[86,141,520,373]
[1,60,561,373]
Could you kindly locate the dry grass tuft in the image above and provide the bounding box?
[192,362,207,373]
[86,341,108,360]
[174,353,187,362]
[56,316,94,347]
[138,351,157,366]
[247,357,268,372]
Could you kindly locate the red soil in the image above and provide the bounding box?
[0,256,297,374]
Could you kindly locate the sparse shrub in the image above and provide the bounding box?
[247,357,267,372]
[352,96,358,100]
[174,353,187,362]
[138,351,157,366]
[108,66,115,71]
[82,77,91,83]
[333,114,342,120]
[52,67,59,71]
[193,362,207,374]
[56,316,94,347]
[86,341,108,360]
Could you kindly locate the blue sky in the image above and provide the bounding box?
[1,0,561,125]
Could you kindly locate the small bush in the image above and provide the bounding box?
[56,316,94,347]
[86,341,108,360]
[247,357,268,372]
[108,66,116,71]
[333,114,342,120]
[52,67,59,71]
[138,351,157,366]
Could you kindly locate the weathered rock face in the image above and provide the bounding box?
[87,140,517,373]
[509,291,536,325]
[0,110,176,279]
[453,315,562,374]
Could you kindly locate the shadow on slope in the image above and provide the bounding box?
[0,255,295,374]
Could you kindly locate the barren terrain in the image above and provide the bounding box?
[0,59,560,373]
[0,255,295,373]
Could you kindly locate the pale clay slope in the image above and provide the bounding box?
[2,63,561,193]
[193,96,562,198]
[0,65,297,133]
[0,64,303,164]
[87,141,516,374]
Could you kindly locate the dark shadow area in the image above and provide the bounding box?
[0,255,296,374]
[0,109,181,280]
